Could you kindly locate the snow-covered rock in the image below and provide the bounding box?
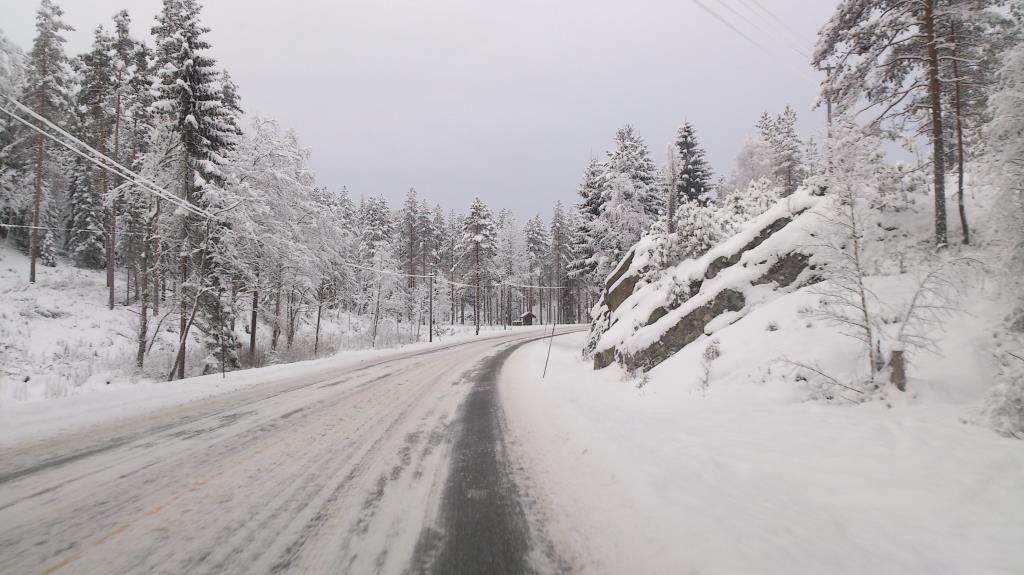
[589,188,825,371]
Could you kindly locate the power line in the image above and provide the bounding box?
[0,99,571,295]
[718,0,812,61]
[740,0,812,52]
[340,259,568,291]
[689,0,818,85]
[0,222,157,237]
[0,93,217,220]
[690,0,765,50]
[0,99,206,221]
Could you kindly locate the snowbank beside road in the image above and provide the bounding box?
[0,326,549,445]
[501,332,1024,574]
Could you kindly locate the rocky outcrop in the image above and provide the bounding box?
[704,216,792,282]
[622,289,746,372]
[593,347,617,370]
[586,189,824,374]
[606,274,640,313]
[751,252,815,289]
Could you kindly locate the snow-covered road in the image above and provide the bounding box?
[0,328,580,575]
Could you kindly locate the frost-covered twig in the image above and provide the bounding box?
[781,358,864,396]
[895,257,984,355]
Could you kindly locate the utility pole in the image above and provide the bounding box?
[428,273,434,342]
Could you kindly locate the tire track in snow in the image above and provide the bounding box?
[411,329,585,575]
[0,329,570,575]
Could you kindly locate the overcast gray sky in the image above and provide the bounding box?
[2,0,838,217]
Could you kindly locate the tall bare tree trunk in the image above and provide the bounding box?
[126,222,134,305]
[271,283,281,351]
[177,165,189,380]
[286,289,297,349]
[249,272,259,363]
[137,203,150,369]
[924,0,948,247]
[107,101,119,309]
[153,240,162,316]
[950,23,970,245]
[29,98,45,284]
[666,145,677,234]
[474,242,481,336]
[314,300,323,356]
[177,239,187,379]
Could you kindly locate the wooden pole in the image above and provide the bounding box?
[542,311,556,379]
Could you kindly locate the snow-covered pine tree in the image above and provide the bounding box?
[815,0,950,246]
[0,31,27,240]
[0,29,25,95]
[397,188,421,289]
[151,0,241,377]
[567,157,604,285]
[772,106,804,196]
[22,0,73,281]
[444,209,463,325]
[985,24,1024,281]
[937,1,1013,245]
[674,200,730,261]
[110,10,155,300]
[721,176,781,228]
[220,70,244,139]
[524,213,549,320]
[417,200,436,273]
[980,10,1024,429]
[604,124,660,220]
[67,26,113,269]
[495,208,526,324]
[803,137,822,179]
[591,161,651,283]
[420,204,447,331]
[358,195,393,259]
[673,121,713,204]
[577,125,659,285]
[724,132,775,197]
[549,202,573,323]
[461,197,496,335]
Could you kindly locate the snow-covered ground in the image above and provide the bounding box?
[0,244,519,405]
[0,324,550,446]
[502,329,1024,574]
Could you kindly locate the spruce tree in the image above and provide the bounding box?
[152,0,240,376]
[673,122,713,204]
[397,188,421,288]
[0,31,27,233]
[772,106,804,196]
[68,26,113,269]
[549,201,572,323]
[220,70,244,139]
[524,213,549,318]
[23,0,73,281]
[462,197,496,335]
[567,157,604,283]
[604,124,659,219]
